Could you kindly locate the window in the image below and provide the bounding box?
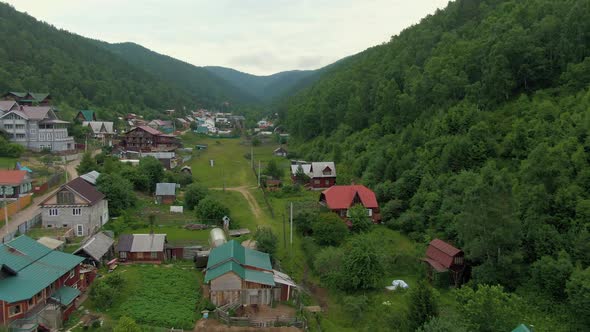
[62,224,68,228]
[325,180,330,185]
[367,209,373,217]
[120,252,127,259]
[69,270,75,279]
[151,252,158,259]
[4,124,13,129]
[28,298,35,307]
[72,208,82,216]
[49,208,59,216]
[76,224,84,236]
[47,224,53,228]
[454,256,464,265]
[9,304,22,317]
[57,191,75,204]
[314,180,320,185]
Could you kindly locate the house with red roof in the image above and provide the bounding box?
[422,239,465,286]
[319,184,381,223]
[120,125,179,152]
[0,170,32,199]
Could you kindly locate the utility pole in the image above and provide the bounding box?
[258,160,261,187]
[282,213,286,249]
[290,202,293,247]
[251,145,253,169]
[2,189,8,232]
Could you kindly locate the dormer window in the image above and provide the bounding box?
[322,167,332,176]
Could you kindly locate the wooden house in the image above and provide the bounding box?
[290,162,336,189]
[120,125,179,152]
[155,183,177,204]
[422,239,465,287]
[3,92,51,106]
[203,241,296,307]
[319,185,381,223]
[75,110,97,122]
[0,170,33,199]
[73,232,115,267]
[0,236,84,329]
[116,234,167,263]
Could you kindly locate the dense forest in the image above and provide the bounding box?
[283,0,590,328]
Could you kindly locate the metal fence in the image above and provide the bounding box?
[1,212,41,243]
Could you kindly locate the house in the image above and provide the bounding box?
[148,119,173,132]
[73,232,115,267]
[319,185,380,223]
[155,183,177,204]
[0,170,32,198]
[422,239,465,287]
[83,121,114,145]
[138,152,177,169]
[0,235,84,328]
[290,162,336,189]
[120,125,179,152]
[3,92,51,106]
[273,146,288,157]
[39,177,109,237]
[204,240,276,306]
[116,234,167,263]
[0,106,75,152]
[75,110,97,122]
[176,118,189,129]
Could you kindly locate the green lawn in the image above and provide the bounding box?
[86,263,201,330]
[0,157,16,169]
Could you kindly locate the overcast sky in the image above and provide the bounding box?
[4,0,449,75]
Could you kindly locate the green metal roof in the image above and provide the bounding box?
[204,240,274,286]
[51,286,80,306]
[78,110,95,121]
[512,324,532,332]
[204,261,275,286]
[8,92,27,98]
[207,240,272,271]
[0,236,84,303]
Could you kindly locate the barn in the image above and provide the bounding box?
[422,239,465,287]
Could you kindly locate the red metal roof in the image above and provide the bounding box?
[321,185,378,209]
[134,125,162,136]
[0,170,28,186]
[425,239,462,270]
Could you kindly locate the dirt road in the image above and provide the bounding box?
[210,186,263,219]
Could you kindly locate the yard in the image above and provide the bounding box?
[83,263,201,330]
[0,156,16,169]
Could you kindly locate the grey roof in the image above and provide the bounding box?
[141,152,175,159]
[156,183,177,196]
[80,171,100,185]
[290,164,312,177]
[20,106,53,120]
[116,234,133,252]
[120,234,167,252]
[37,237,64,250]
[0,100,18,112]
[310,162,336,178]
[73,232,114,262]
[83,121,114,134]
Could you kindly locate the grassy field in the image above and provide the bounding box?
[85,263,201,330]
[0,157,16,169]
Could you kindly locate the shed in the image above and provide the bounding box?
[273,146,288,157]
[422,239,465,286]
[37,237,65,251]
[116,234,167,263]
[73,232,115,267]
[155,183,177,204]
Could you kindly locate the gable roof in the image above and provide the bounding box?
[73,232,114,262]
[310,162,336,178]
[40,177,105,206]
[274,147,287,153]
[156,183,177,196]
[290,164,312,177]
[83,121,114,134]
[207,240,272,271]
[425,239,462,271]
[20,106,54,120]
[203,260,275,286]
[77,110,96,121]
[321,185,378,210]
[116,234,166,253]
[0,235,83,302]
[131,125,162,136]
[0,170,30,186]
[80,171,101,185]
[0,100,18,112]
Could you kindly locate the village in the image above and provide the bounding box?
[0,91,467,332]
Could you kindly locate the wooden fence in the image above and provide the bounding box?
[2,193,32,218]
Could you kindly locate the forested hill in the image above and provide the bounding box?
[98,42,260,105]
[205,61,344,102]
[0,3,252,119]
[284,0,590,307]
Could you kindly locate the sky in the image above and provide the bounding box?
[4,0,449,75]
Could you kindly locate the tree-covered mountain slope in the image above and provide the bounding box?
[0,3,254,120]
[283,0,590,297]
[99,42,260,106]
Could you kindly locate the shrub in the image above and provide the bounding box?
[312,213,348,246]
[254,226,278,256]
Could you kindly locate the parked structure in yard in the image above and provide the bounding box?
[73,232,115,267]
[39,177,109,237]
[74,110,96,122]
[120,125,179,152]
[3,92,51,106]
[116,233,167,263]
[0,235,84,329]
[203,240,297,306]
[155,183,178,204]
[0,105,75,152]
[320,184,381,223]
[290,161,336,189]
[273,146,288,157]
[0,170,32,198]
[422,239,466,287]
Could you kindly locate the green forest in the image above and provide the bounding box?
[281,0,590,329]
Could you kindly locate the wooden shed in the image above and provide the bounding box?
[422,239,465,287]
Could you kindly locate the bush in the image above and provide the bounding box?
[196,196,229,223]
[312,213,348,246]
[184,183,208,210]
[314,246,345,288]
[254,226,278,256]
[294,211,318,236]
